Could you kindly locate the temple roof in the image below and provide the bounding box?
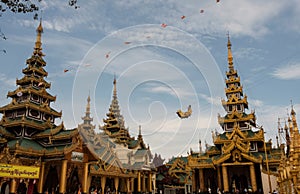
[0,21,79,161]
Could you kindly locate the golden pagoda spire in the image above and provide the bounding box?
[33,19,44,56]
[227,32,234,71]
[113,75,117,100]
[86,94,91,115]
[290,103,298,130]
[81,94,93,125]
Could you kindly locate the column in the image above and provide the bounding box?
[59,160,68,194]
[249,164,257,192]
[131,178,134,194]
[222,165,229,192]
[126,178,131,194]
[217,166,222,191]
[142,174,146,192]
[37,162,45,194]
[199,169,205,192]
[152,174,156,194]
[148,173,152,193]
[82,163,89,194]
[114,177,119,193]
[9,179,17,194]
[137,171,141,193]
[101,176,106,194]
[192,171,196,193]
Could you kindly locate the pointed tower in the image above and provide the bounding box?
[218,35,256,131]
[187,36,281,193]
[101,77,132,144]
[78,95,96,139]
[0,21,78,162]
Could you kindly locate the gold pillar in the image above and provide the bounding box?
[199,169,205,192]
[142,174,146,192]
[217,166,222,190]
[249,164,257,192]
[131,178,134,194]
[126,178,130,193]
[148,173,152,192]
[82,163,89,194]
[9,179,17,194]
[59,160,68,194]
[101,176,106,194]
[114,177,119,192]
[37,162,45,194]
[137,171,141,192]
[222,165,229,192]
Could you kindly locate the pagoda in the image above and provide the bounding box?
[277,107,300,193]
[101,78,134,145]
[100,78,147,150]
[187,36,281,194]
[0,21,79,194]
[100,78,156,192]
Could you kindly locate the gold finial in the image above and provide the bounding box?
[227,32,234,69]
[139,125,141,136]
[87,94,91,113]
[33,19,44,56]
[113,75,117,99]
[291,100,296,116]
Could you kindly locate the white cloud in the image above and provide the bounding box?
[272,62,300,80]
[234,47,266,61]
[0,73,15,87]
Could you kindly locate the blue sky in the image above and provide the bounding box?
[1,0,300,160]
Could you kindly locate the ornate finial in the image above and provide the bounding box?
[291,100,296,115]
[113,76,117,99]
[199,139,202,154]
[139,125,141,136]
[138,125,143,141]
[87,94,91,112]
[227,32,234,69]
[33,19,44,56]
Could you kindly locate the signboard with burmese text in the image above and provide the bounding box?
[0,163,40,179]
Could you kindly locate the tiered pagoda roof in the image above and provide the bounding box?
[188,36,281,170]
[100,78,146,149]
[0,21,79,163]
[277,107,300,192]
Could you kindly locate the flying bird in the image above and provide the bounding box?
[216,0,220,2]
[161,23,167,28]
[181,15,186,20]
[124,41,131,44]
[200,9,204,13]
[176,105,192,119]
[105,51,111,58]
[64,69,69,73]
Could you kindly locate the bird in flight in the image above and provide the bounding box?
[176,105,192,119]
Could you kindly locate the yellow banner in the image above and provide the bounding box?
[0,163,40,179]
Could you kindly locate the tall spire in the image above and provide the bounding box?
[113,75,117,100]
[82,95,93,125]
[227,32,234,71]
[33,20,44,56]
[86,94,91,116]
[218,36,256,132]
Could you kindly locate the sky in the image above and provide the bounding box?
[1,0,300,161]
